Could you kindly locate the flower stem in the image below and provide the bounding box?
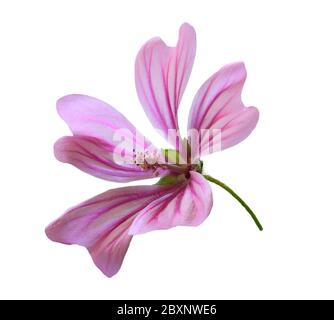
[203,174,263,231]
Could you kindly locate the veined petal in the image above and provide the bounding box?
[54,136,168,182]
[88,217,135,278]
[187,62,259,158]
[135,23,196,147]
[57,94,152,155]
[129,172,213,235]
[45,184,177,277]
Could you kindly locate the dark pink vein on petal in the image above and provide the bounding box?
[204,89,241,129]
[204,109,249,149]
[146,43,169,132]
[190,72,220,128]
[160,57,176,129]
[196,72,239,129]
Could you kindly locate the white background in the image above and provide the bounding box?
[1,0,333,299]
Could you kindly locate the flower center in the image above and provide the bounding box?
[132,148,203,176]
[132,149,163,170]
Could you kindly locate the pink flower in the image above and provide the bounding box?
[46,23,261,278]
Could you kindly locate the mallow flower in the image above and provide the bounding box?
[46,23,262,278]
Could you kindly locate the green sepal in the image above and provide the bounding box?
[156,175,179,185]
[196,160,203,173]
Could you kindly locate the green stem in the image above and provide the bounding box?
[204,174,263,231]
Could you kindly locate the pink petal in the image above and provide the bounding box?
[187,62,259,158]
[57,94,152,155]
[54,136,168,182]
[88,217,135,277]
[46,184,176,277]
[129,172,213,235]
[135,23,196,147]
